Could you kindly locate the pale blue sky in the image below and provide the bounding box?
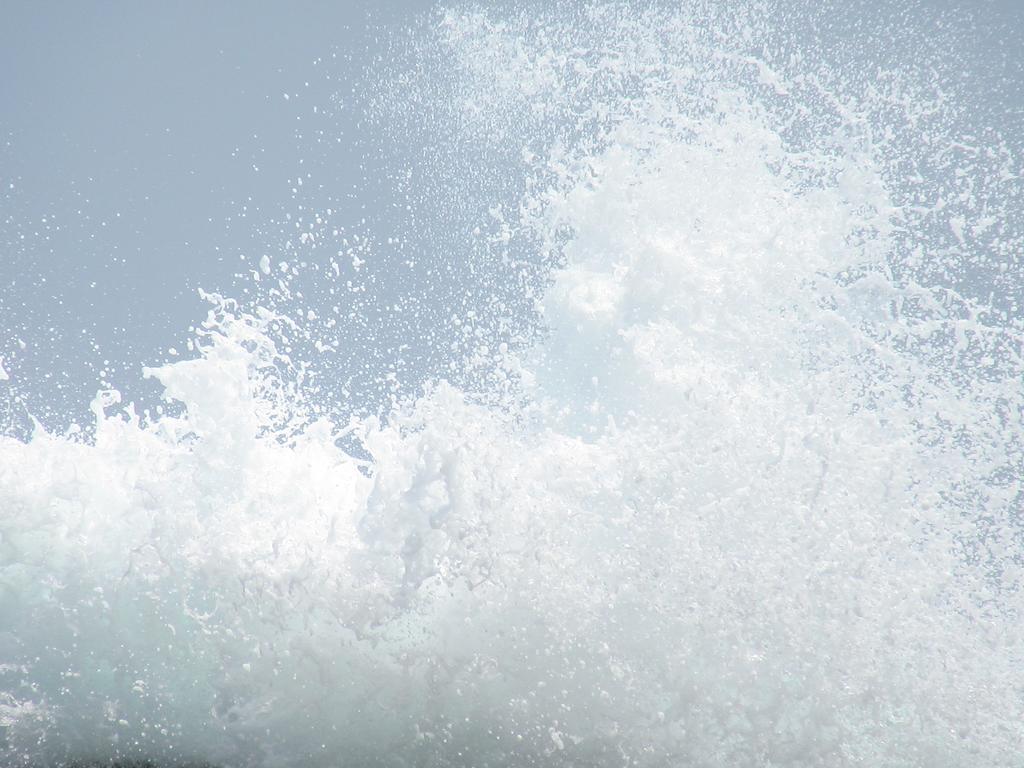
[1,1,439,431]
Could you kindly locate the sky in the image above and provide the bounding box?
[1,0,1022,434]
[1,1,441,431]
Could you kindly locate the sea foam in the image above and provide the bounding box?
[2,3,1023,766]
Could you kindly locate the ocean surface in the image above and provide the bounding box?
[2,3,1023,766]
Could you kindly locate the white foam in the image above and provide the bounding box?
[1,5,1023,767]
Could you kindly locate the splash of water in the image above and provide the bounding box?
[2,3,1023,766]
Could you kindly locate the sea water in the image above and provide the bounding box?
[1,3,1023,766]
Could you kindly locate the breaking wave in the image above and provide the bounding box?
[2,3,1023,766]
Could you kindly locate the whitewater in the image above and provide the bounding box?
[2,3,1023,766]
